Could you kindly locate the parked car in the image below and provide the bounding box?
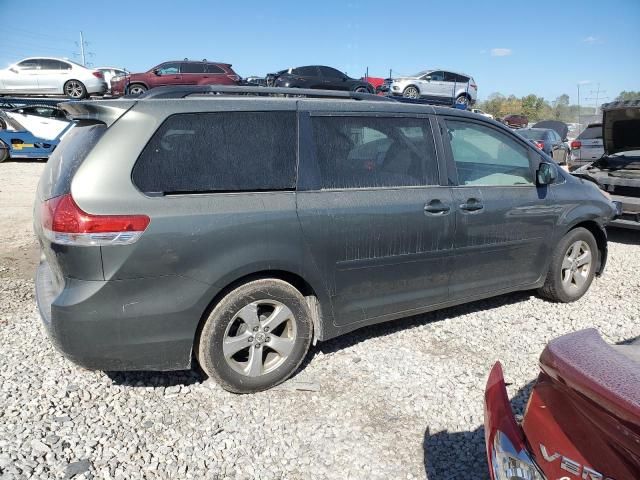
[96,66,128,94]
[503,114,528,128]
[110,60,241,97]
[385,70,477,106]
[484,329,639,480]
[570,123,604,169]
[471,108,493,119]
[517,128,570,165]
[268,66,374,93]
[243,76,266,86]
[6,105,67,120]
[35,85,616,393]
[0,109,74,162]
[573,101,640,229]
[0,57,107,99]
[361,76,385,93]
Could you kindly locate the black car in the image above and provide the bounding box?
[269,65,374,93]
[517,127,570,165]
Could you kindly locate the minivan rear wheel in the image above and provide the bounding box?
[538,227,597,302]
[127,84,147,96]
[197,279,313,393]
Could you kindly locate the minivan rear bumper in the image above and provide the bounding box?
[35,260,211,371]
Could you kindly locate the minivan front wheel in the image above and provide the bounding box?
[127,84,147,96]
[538,227,597,302]
[197,279,313,393]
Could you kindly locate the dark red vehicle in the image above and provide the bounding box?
[503,114,529,129]
[110,60,240,97]
[485,329,639,480]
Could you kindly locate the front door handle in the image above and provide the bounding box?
[424,200,451,215]
[459,198,484,212]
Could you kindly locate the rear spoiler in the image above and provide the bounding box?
[58,100,136,127]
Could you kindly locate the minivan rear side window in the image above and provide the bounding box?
[310,116,439,190]
[42,122,106,200]
[132,112,297,194]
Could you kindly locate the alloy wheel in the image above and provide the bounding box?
[129,85,146,96]
[456,95,469,106]
[65,81,84,99]
[403,86,419,99]
[222,300,297,377]
[561,240,592,291]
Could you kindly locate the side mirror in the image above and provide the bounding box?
[425,76,432,81]
[342,76,348,81]
[9,67,17,73]
[153,69,161,76]
[537,162,557,185]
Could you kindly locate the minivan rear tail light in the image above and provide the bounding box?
[227,74,240,82]
[534,141,545,150]
[92,71,104,79]
[42,194,150,246]
[570,140,581,150]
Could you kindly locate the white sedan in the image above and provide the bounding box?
[471,108,494,119]
[0,57,107,99]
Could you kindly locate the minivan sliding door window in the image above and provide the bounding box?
[310,115,439,190]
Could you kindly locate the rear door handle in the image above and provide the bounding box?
[424,200,451,215]
[459,198,484,212]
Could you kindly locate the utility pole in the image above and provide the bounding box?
[585,83,609,116]
[74,31,94,66]
[79,31,86,66]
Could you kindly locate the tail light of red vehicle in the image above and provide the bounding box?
[42,194,150,246]
[92,71,104,79]
[485,363,546,480]
[534,141,545,150]
[226,74,240,82]
[571,140,581,150]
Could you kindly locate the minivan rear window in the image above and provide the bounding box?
[40,122,106,200]
[132,112,297,194]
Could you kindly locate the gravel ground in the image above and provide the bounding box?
[1,161,639,480]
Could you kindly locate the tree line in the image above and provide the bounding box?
[476,91,640,123]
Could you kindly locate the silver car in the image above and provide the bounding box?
[570,123,604,169]
[0,57,107,99]
[386,69,477,106]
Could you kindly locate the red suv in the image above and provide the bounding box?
[110,60,240,97]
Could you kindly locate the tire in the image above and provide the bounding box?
[402,85,420,99]
[0,117,6,130]
[0,143,9,163]
[538,227,598,303]
[127,84,147,96]
[197,279,313,394]
[455,94,470,107]
[64,80,87,99]
[354,86,369,94]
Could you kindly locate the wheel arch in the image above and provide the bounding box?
[193,269,330,362]
[567,220,608,276]
[127,81,149,91]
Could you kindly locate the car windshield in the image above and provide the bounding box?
[412,70,431,77]
[518,130,546,140]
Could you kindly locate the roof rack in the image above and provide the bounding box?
[135,85,396,102]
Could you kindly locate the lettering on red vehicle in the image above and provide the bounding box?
[538,444,615,480]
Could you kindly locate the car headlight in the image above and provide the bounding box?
[492,431,545,480]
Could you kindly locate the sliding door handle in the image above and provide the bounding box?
[424,200,451,215]
[459,199,484,212]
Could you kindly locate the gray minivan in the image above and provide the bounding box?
[34,86,617,393]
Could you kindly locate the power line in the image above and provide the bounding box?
[74,31,95,66]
